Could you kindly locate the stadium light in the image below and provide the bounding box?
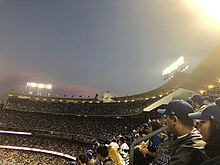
[208,85,214,89]
[194,0,220,23]
[26,82,52,89]
[26,82,53,96]
[162,56,188,80]
[199,90,205,94]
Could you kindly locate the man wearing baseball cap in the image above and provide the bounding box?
[152,100,207,165]
[188,102,220,165]
[190,94,206,112]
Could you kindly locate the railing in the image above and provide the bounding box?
[129,126,168,165]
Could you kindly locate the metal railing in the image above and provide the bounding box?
[129,126,168,165]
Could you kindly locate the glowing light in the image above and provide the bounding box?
[26,82,52,89]
[208,85,214,89]
[195,0,220,22]
[162,56,186,80]
[199,90,205,94]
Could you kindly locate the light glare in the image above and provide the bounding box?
[162,56,184,76]
[195,0,220,21]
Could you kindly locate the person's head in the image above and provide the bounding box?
[77,154,88,165]
[119,136,126,144]
[158,100,194,136]
[86,151,93,160]
[142,123,149,131]
[109,141,119,151]
[188,104,220,142]
[149,120,161,132]
[203,96,213,105]
[96,146,109,161]
[190,94,204,109]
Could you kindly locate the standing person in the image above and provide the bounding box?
[152,100,207,165]
[118,136,129,165]
[188,103,220,165]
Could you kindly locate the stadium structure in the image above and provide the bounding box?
[1,44,220,164]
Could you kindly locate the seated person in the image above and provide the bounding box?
[188,103,220,165]
[152,100,208,165]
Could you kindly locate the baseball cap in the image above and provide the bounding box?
[157,100,194,120]
[203,96,213,102]
[190,94,204,103]
[86,151,93,159]
[188,104,220,123]
[143,123,149,128]
[109,142,119,150]
[215,98,220,107]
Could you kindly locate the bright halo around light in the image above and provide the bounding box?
[195,0,220,22]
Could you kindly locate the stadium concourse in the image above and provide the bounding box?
[1,45,220,164]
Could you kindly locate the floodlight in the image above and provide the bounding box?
[162,56,186,80]
[32,83,37,88]
[46,84,52,89]
[37,84,45,89]
[26,82,53,96]
[27,82,37,88]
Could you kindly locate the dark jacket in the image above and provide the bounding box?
[201,156,220,165]
[201,143,220,165]
[201,155,220,165]
[152,128,208,165]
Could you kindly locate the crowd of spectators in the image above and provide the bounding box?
[0,120,165,164]
[205,86,220,98]
[0,100,159,164]
[0,133,86,155]
[4,96,157,116]
[0,149,70,165]
[0,133,90,164]
[0,93,163,164]
[0,91,201,164]
[0,108,148,140]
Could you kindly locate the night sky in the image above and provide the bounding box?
[0,0,220,99]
